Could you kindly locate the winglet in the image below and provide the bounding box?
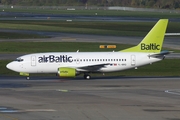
[121,19,168,53]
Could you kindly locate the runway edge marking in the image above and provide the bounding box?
[165,89,180,96]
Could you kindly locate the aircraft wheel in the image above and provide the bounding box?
[84,74,91,79]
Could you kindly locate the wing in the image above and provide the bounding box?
[77,63,110,72]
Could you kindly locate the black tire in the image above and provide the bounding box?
[84,75,91,79]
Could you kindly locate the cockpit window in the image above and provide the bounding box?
[15,58,24,62]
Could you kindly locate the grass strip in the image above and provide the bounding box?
[0,21,180,37]
[0,42,132,53]
[0,31,48,39]
[0,42,178,53]
[0,22,149,37]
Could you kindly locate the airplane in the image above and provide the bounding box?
[6,19,171,80]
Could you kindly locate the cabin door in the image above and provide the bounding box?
[31,56,36,66]
[131,55,136,66]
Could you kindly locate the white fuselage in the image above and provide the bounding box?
[6,52,163,74]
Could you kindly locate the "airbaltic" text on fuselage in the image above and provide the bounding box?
[38,55,73,63]
[141,43,160,50]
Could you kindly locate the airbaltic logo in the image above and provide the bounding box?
[141,43,160,50]
[38,55,73,63]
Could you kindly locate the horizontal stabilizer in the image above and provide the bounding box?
[148,51,173,58]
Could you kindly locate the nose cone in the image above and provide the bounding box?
[6,62,13,70]
[6,62,18,72]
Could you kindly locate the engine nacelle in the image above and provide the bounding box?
[58,67,77,77]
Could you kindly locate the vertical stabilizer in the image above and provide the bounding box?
[121,19,168,53]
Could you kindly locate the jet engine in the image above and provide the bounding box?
[58,67,78,77]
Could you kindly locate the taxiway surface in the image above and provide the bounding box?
[0,76,179,120]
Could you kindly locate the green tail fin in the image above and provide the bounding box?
[121,19,168,53]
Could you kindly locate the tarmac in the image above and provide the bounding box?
[0,76,179,120]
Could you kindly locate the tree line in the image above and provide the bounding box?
[0,0,180,9]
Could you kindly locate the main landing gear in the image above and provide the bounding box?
[26,76,30,80]
[84,74,91,79]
